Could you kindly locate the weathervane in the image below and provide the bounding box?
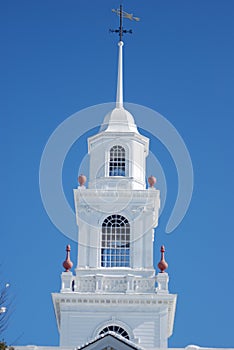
[110,4,140,41]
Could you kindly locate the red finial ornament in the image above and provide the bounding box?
[148,175,156,188]
[63,245,73,272]
[78,174,86,187]
[158,245,168,273]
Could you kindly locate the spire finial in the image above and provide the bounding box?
[78,174,87,187]
[63,245,73,272]
[148,175,157,188]
[158,245,168,273]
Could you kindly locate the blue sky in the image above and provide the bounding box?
[1,0,234,347]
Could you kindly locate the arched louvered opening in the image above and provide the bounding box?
[101,215,130,267]
[99,325,130,339]
[109,145,125,176]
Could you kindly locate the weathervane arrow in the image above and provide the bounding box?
[110,4,140,41]
[112,8,140,22]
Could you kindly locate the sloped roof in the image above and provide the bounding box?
[76,331,144,350]
[99,107,139,133]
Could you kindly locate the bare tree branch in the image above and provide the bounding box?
[0,282,12,334]
[0,262,14,341]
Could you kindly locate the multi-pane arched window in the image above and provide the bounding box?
[101,215,130,267]
[109,145,125,176]
[99,325,130,339]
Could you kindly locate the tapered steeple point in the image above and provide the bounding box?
[99,5,140,133]
[116,40,124,108]
[110,4,135,108]
[99,38,138,133]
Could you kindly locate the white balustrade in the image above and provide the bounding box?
[67,275,157,293]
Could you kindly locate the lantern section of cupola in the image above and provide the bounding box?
[88,107,149,190]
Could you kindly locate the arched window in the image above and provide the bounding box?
[101,215,130,267]
[99,325,130,339]
[109,145,125,176]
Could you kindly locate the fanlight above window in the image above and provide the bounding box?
[109,145,125,176]
[99,325,130,339]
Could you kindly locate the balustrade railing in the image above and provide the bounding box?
[61,272,169,294]
[69,275,156,293]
